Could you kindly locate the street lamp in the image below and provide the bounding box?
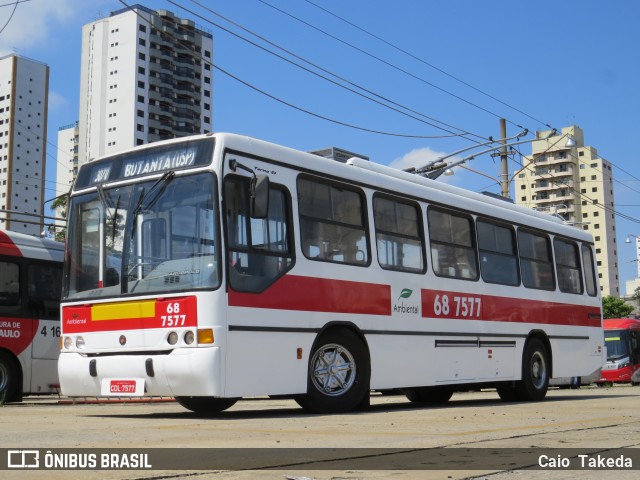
[626,234,640,244]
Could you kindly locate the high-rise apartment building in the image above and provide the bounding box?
[55,121,79,226]
[0,54,49,236]
[515,125,619,296]
[79,4,213,164]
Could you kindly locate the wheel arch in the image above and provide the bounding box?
[314,321,371,361]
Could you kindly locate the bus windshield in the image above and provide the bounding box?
[63,172,220,299]
[605,329,629,361]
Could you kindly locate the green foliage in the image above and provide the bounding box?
[49,194,68,242]
[602,295,634,319]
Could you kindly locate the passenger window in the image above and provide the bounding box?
[27,263,63,320]
[581,244,598,296]
[477,219,519,286]
[298,177,369,266]
[225,176,293,292]
[0,260,20,308]
[428,207,478,280]
[374,195,425,273]
[554,238,583,294]
[518,230,555,290]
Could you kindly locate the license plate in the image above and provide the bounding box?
[101,378,144,396]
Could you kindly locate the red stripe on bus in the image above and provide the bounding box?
[228,275,392,315]
[421,288,601,327]
[0,230,22,257]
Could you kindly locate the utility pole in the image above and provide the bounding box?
[499,118,510,198]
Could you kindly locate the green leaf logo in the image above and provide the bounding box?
[399,288,413,299]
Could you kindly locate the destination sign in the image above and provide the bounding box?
[74,138,215,189]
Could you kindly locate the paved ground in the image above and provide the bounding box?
[2,384,639,479]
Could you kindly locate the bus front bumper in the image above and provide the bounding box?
[58,347,222,398]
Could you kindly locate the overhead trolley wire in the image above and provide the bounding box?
[170,0,487,141]
[257,0,524,129]
[118,0,474,140]
[302,0,552,131]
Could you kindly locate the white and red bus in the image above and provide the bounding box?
[58,133,604,413]
[598,318,640,385]
[0,229,64,402]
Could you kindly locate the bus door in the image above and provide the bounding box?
[28,261,63,361]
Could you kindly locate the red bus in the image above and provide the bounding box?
[0,229,64,402]
[598,318,640,385]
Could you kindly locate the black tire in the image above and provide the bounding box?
[175,396,238,413]
[295,328,370,413]
[515,338,549,401]
[405,387,453,404]
[496,384,518,402]
[0,351,19,403]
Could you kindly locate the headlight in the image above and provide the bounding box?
[184,331,195,345]
[63,337,72,349]
[76,337,85,349]
[168,332,179,345]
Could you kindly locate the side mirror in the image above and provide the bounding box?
[250,174,269,219]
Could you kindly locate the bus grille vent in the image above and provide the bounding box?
[165,275,180,284]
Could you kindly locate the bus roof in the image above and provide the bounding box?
[0,229,64,261]
[604,318,640,330]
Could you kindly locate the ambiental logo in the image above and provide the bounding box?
[393,288,419,315]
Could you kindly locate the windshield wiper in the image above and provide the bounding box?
[133,171,175,216]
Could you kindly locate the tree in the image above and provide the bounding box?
[49,194,68,242]
[602,295,634,319]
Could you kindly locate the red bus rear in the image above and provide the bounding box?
[0,230,64,402]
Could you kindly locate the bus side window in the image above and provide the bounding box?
[517,229,555,291]
[298,176,369,266]
[477,219,519,286]
[581,244,598,296]
[427,207,478,280]
[0,260,20,308]
[373,195,425,273]
[553,238,583,294]
[27,263,62,320]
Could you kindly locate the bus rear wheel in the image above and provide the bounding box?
[515,338,549,401]
[0,351,18,403]
[295,328,370,414]
[175,396,238,413]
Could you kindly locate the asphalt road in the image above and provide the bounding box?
[2,385,639,480]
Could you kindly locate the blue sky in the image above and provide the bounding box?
[1,0,639,293]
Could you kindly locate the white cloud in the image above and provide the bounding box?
[0,0,112,57]
[388,147,449,171]
[388,146,494,188]
[47,90,67,111]
[0,0,69,55]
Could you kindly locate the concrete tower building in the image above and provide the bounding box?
[0,54,49,235]
[79,4,213,165]
[515,126,619,296]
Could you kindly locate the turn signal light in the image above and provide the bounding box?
[197,328,214,344]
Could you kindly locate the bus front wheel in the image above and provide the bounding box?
[515,338,549,401]
[0,351,18,403]
[175,396,238,414]
[295,328,370,414]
